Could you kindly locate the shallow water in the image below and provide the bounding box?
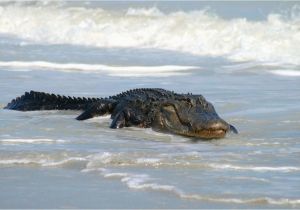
[0,1,300,209]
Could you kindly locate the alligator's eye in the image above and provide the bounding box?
[188,98,196,107]
[196,96,205,104]
[186,99,194,107]
[162,105,176,113]
[197,96,209,109]
[161,105,182,127]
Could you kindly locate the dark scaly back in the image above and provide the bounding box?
[110,88,179,101]
[4,91,100,111]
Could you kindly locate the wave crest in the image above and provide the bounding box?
[0,4,300,64]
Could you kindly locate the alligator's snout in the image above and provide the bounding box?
[157,99,238,140]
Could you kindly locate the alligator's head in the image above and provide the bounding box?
[153,96,237,139]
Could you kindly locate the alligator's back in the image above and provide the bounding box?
[110,88,179,101]
[5,88,178,111]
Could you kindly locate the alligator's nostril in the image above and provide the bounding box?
[229,124,238,134]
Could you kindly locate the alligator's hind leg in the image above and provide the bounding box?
[76,100,116,120]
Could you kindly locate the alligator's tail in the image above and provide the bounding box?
[4,91,100,111]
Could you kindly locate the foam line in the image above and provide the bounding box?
[270,70,300,77]
[208,163,300,172]
[0,138,66,144]
[84,167,300,207]
[0,61,197,77]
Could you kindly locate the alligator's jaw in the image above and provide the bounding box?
[176,123,238,139]
[174,128,227,139]
[156,115,228,139]
[194,129,226,139]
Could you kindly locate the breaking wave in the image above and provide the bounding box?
[0,3,300,65]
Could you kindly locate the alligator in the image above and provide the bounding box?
[4,88,237,139]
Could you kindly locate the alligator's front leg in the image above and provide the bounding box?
[110,110,126,128]
[110,108,146,129]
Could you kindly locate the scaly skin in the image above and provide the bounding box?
[4,88,237,139]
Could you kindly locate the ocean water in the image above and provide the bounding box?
[0,1,300,209]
